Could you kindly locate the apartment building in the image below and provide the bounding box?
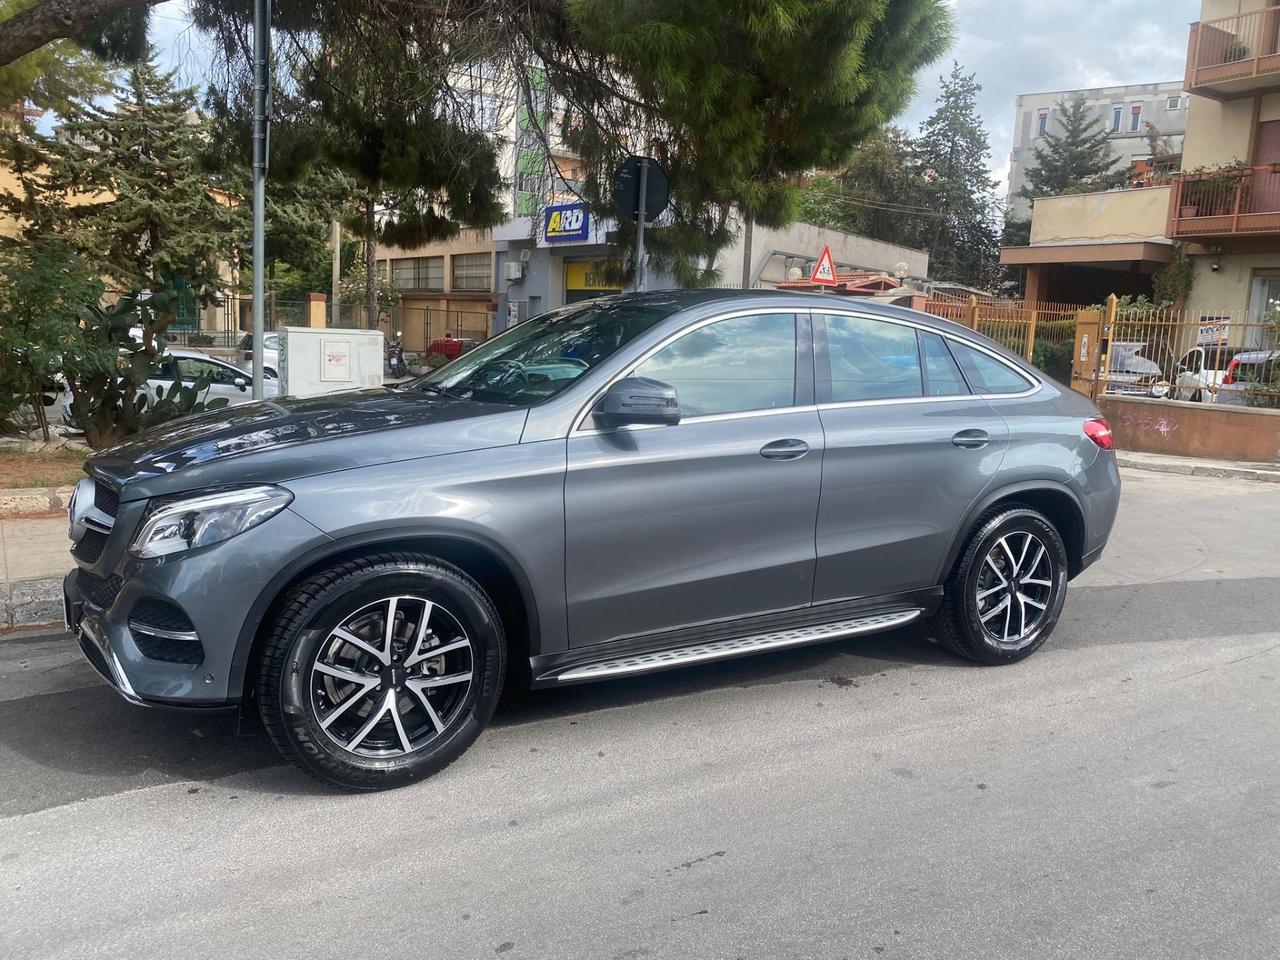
[1002,0,1280,331]
[374,66,585,347]
[1007,81,1189,220]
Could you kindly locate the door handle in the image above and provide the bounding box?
[951,429,990,449]
[760,438,809,461]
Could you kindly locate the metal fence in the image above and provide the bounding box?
[919,297,1081,383]
[1091,300,1280,409]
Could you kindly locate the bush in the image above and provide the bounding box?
[63,290,231,449]
[1032,338,1074,383]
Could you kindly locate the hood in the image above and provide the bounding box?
[87,388,528,501]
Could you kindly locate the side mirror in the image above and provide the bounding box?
[234,376,248,392]
[593,376,680,429]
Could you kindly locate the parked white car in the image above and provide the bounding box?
[62,348,279,425]
[236,331,282,378]
[1172,344,1249,402]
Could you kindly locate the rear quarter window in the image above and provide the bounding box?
[949,341,1034,394]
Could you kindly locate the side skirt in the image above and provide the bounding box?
[530,588,940,688]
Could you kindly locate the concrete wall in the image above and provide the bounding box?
[1100,395,1280,463]
[1029,187,1174,245]
[714,220,929,285]
[1200,0,1271,22]
[1183,252,1280,325]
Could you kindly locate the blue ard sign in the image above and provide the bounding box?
[543,202,590,243]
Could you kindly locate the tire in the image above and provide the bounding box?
[256,553,506,790]
[928,506,1069,665]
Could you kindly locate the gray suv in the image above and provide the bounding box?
[64,291,1120,789]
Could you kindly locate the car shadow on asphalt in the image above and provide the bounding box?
[3,575,1275,809]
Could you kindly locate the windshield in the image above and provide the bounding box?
[411,299,681,406]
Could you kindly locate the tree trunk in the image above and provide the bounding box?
[269,260,277,330]
[364,198,377,331]
[740,215,753,289]
[0,0,159,70]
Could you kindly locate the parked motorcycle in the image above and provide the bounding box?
[386,331,406,378]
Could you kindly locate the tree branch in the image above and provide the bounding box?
[0,0,159,69]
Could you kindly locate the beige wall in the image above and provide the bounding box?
[1182,95,1257,167]
[1184,251,1280,324]
[1029,186,1173,245]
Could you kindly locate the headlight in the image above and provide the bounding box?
[130,485,293,558]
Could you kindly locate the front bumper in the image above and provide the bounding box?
[67,494,329,708]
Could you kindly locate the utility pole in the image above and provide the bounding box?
[250,0,270,399]
[634,157,649,292]
[330,217,341,326]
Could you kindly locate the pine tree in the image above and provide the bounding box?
[916,62,1000,288]
[1,53,240,300]
[1019,93,1127,200]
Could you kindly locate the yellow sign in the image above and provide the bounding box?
[565,260,620,292]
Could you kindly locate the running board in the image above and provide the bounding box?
[548,608,922,684]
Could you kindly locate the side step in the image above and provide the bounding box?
[548,608,922,684]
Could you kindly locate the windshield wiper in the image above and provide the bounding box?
[418,384,467,400]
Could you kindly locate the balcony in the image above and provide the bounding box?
[1187,8,1280,99]
[1169,165,1280,239]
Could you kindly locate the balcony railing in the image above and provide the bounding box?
[1187,8,1280,98]
[1170,165,1280,238]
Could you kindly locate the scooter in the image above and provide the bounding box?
[387,331,406,378]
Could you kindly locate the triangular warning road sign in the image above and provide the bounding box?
[810,245,838,286]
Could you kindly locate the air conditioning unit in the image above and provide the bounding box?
[503,261,526,281]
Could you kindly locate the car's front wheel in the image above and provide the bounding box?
[256,554,505,789]
[929,507,1069,665]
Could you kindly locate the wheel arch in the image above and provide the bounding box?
[229,526,541,702]
[940,481,1088,584]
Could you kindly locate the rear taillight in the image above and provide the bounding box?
[1222,358,1241,385]
[1083,417,1113,450]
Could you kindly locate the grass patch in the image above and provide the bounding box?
[0,449,87,489]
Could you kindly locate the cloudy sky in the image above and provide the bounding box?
[147,0,1204,203]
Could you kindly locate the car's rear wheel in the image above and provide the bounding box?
[256,554,505,789]
[929,507,1068,665]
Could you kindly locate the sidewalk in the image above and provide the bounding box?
[1,516,68,629]
[1114,451,1280,483]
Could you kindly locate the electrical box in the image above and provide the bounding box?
[279,326,384,398]
[503,261,526,281]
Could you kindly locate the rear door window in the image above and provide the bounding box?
[920,332,969,397]
[820,314,922,402]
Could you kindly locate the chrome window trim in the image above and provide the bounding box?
[814,307,1043,403]
[571,307,807,433]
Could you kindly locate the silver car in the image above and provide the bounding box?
[64,292,1120,789]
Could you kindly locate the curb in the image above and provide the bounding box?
[1116,454,1280,484]
[0,485,75,519]
[2,576,64,630]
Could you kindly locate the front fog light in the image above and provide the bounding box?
[130,485,293,558]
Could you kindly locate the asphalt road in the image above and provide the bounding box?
[1,468,1278,960]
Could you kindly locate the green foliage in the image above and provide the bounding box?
[1152,244,1194,307]
[550,0,953,283]
[1020,93,1127,200]
[795,127,933,251]
[1032,334,1075,384]
[0,54,240,301]
[916,63,1000,288]
[63,289,230,450]
[0,238,102,438]
[339,245,399,311]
